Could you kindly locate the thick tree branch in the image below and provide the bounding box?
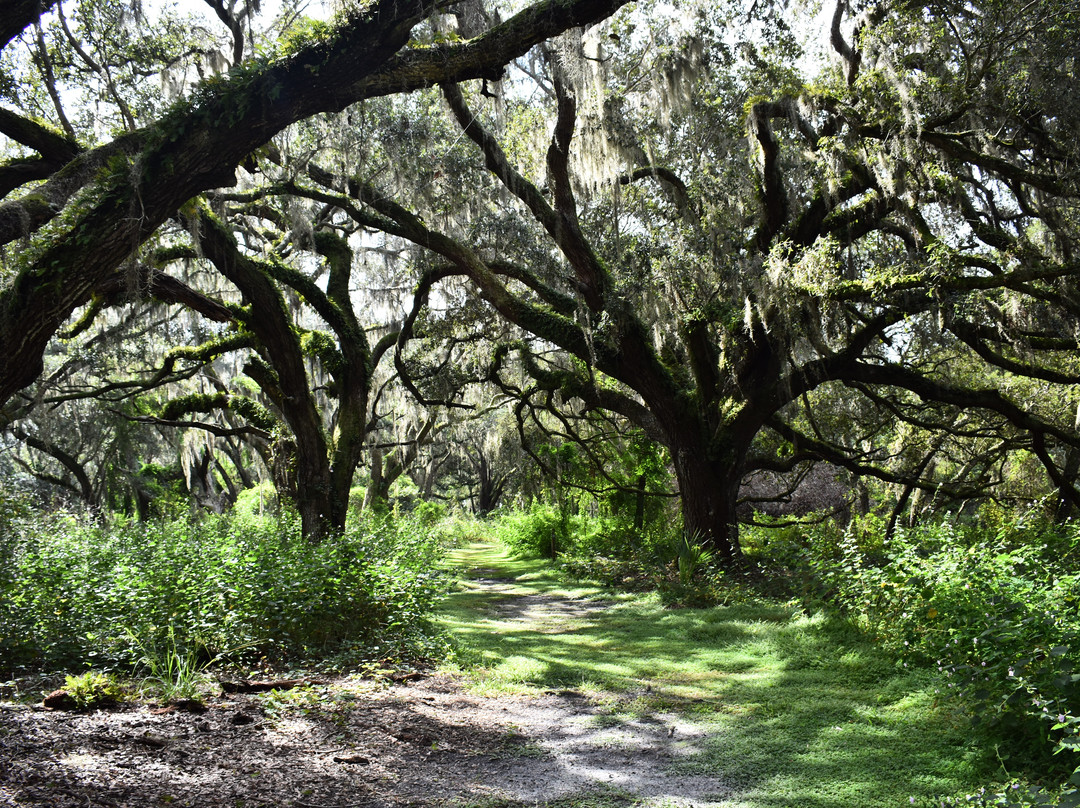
[0,156,65,198]
[767,418,983,499]
[11,425,95,502]
[0,0,56,51]
[829,0,861,86]
[0,0,634,412]
[0,107,80,164]
[125,413,272,442]
[618,166,695,221]
[844,361,1080,448]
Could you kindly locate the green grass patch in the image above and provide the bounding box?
[439,542,996,807]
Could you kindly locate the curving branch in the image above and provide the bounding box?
[0,156,63,198]
[0,0,636,411]
[844,360,1080,449]
[124,412,272,442]
[766,417,987,500]
[829,0,861,86]
[618,166,696,222]
[0,107,80,164]
[0,0,57,51]
[11,424,96,504]
[748,101,790,251]
[442,80,612,310]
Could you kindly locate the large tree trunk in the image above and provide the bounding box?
[1054,446,1080,523]
[269,436,336,540]
[474,450,506,516]
[672,446,743,564]
[294,447,336,542]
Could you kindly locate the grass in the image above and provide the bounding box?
[438,542,996,808]
[451,797,639,808]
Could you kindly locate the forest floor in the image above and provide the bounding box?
[1,542,993,808]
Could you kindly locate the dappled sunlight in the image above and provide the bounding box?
[4,540,988,808]
[438,542,992,806]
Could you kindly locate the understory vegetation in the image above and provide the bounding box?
[0,493,450,679]
[5,480,1080,805]
[484,499,1080,806]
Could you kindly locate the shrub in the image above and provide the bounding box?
[62,671,125,709]
[795,510,1080,779]
[492,503,568,558]
[0,508,449,675]
[917,770,1080,807]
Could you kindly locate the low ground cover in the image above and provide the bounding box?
[0,507,449,680]
[3,503,1076,806]
[1,535,997,808]
[514,501,1080,806]
[441,541,995,807]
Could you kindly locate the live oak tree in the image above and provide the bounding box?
[5,0,1080,556]
[0,0,639,538]
[288,0,1080,562]
[0,0,636,418]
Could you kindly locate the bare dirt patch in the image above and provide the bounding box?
[1,577,729,807]
[468,573,615,631]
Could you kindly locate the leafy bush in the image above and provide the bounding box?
[231,482,279,522]
[916,771,1080,807]
[0,508,449,675]
[493,502,568,558]
[63,670,125,708]
[673,531,713,584]
[557,554,657,591]
[793,510,1080,781]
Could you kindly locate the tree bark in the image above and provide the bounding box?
[0,0,57,50]
[1055,447,1080,523]
[474,450,506,516]
[195,212,335,541]
[363,446,393,510]
[672,445,743,563]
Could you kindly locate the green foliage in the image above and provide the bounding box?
[232,481,279,520]
[299,329,343,375]
[411,499,448,527]
[126,625,239,703]
[62,670,124,709]
[424,509,495,548]
[782,509,1080,790]
[159,391,277,431]
[133,461,187,519]
[674,530,713,585]
[0,509,449,675]
[493,502,567,559]
[491,498,672,565]
[279,15,334,56]
[918,772,1080,807]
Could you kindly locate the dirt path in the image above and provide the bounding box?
[1,547,727,808]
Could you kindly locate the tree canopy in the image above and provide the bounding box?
[0,0,633,407]
[3,0,1080,554]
